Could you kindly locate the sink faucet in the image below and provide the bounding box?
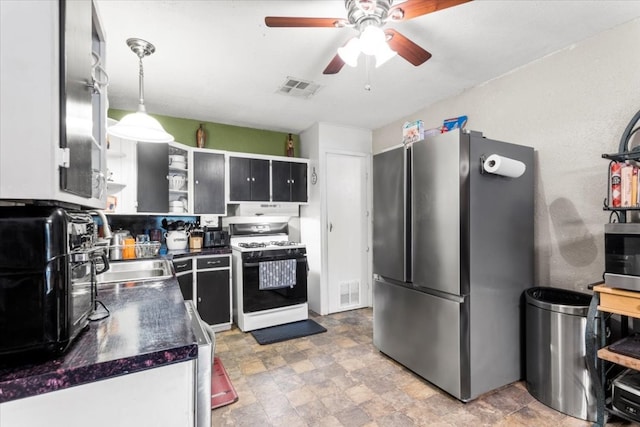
[88,210,112,240]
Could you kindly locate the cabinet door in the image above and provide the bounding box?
[197,270,230,326]
[194,152,225,214]
[290,162,308,202]
[250,159,270,201]
[271,161,291,202]
[59,0,93,199]
[136,142,169,212]
[177,272,193,300]
[229,157,252,201]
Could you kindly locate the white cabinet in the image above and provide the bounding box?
[0,0,108,209]
[0,360,195,427]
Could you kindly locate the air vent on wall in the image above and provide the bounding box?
[277,76,321,98]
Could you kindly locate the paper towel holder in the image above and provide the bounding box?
[480,155,488,175]
[480,153,526,178]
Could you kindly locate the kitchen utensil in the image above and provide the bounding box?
[110,229,131,260]
[165,229,190,250]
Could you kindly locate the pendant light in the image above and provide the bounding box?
[107,38,174,143]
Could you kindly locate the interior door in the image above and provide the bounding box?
[326,152,369,313]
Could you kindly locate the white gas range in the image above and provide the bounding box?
[228,221,308,332]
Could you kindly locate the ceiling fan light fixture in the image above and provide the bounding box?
[359,25,386,55]
[374,42,397,67]
[107,38,174,143]
[338,37,361,67]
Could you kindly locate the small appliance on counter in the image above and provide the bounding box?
[0,206,109,360]
[203,228,229,248]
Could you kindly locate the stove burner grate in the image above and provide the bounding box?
[270,241,299,246]
[238,242,267,248]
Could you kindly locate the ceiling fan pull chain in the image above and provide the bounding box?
[364,55,372,91]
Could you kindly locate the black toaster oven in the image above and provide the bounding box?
[0,206,107,360]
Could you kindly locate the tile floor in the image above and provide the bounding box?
[213,308,631,426]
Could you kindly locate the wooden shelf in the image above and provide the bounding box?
[598,347,640,371]
[595,284,640,317]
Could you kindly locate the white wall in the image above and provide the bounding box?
[301,122,372,314]
[373,19,640,293]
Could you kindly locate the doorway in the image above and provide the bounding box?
[325,151,370,313]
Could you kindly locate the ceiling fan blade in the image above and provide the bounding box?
[389,0,472,21]
[265,17,346,28]
[323,54,346,75]
[385,29,432,66]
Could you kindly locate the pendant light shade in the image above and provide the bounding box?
[107,38,174,143]
[108,109,174,143]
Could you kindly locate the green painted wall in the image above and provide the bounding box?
[109,109,300,157]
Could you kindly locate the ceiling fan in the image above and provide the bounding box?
[265,0,472,75]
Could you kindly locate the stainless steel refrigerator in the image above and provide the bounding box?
[372,129,534,402]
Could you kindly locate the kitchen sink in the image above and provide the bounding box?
[96,259,173,284]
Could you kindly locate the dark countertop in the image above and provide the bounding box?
[167,246,231,259]
[0,278,196,404]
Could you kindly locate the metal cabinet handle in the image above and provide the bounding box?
[197,297,202,303]
[176,263,188,268]
[329,222,333,232]
[207,260,221,266]
[252,177,255,181]
[195,180,199,185]
[246,177,251,181]
[291,179,295,184]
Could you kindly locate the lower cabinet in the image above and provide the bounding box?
[172,254,231,332]
[197,269,230,327]
[0,361,195,427]
[174,258,193,300]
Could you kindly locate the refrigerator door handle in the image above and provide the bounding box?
[412,283,466,303]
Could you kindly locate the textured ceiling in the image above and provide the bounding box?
[96,0,640,133]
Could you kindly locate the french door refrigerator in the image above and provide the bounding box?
[372,129,533,401]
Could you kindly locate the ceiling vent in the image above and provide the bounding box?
[277,77,321,98]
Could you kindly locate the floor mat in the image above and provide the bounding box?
[251,319,327,345]
[211,356,238,410]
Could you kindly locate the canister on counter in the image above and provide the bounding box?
[123,237,136,259]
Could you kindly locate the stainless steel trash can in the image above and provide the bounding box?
[525,287,596,422]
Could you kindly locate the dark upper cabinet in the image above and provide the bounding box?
[272,161,308,202]
[229,157,269,202]
[193,151,225,214]
[137,142,169,212]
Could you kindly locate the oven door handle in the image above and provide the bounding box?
[243,258,307,268]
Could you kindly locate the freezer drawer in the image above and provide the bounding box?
[373,278,465,399]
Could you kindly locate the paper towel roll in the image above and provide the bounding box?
[483,154,526,178]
